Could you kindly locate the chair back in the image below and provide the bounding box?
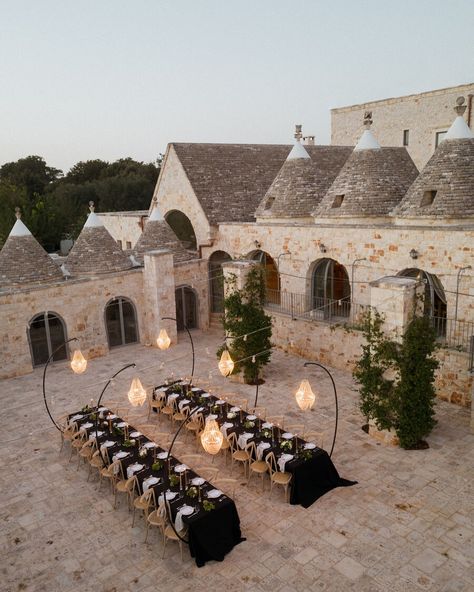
[303,431,325,449]
[215,478,238,497]
[227,431,240,453]
[140,487,156,506]
[265,452,278,476]
[246,441,258,461]
[249,406,266,419]
[285,423,305,436]
[267,416,285,429]
[195,466,219,483]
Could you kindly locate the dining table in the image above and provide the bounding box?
[68,406,245,567]
[154,380,357,508]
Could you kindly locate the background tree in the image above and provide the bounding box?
[217,266,272,384]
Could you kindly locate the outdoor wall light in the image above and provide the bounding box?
[70,349,87,374]
[254,240,261,249]
[409,249,419,259]
[319,243,327,253]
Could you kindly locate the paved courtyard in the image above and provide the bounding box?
[1,329,473,592]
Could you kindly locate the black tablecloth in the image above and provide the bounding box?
[287,449,357,508]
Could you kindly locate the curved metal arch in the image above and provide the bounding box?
[104,296,140,348]
[27,310,69,368]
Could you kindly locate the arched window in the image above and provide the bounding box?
[249,250,280,304]
[311,258,351,318]
[28,312,68,367]
[175,286,198,330]
[165,210,197,249]
[209,250,232,313]
[398,268,447,335]
[105,297,139,348]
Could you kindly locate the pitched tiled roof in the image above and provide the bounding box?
[66,210,132,275]
[256,145,352,218]
[171,143,293,224]
[0,219,63,288]
[314,147,418,218]
[133,219,197,265]
[393,138,474,218]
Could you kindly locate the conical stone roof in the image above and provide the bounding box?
[0,211,63,288]
[133,203,197,265]
[66,203,133,275]
[256,143,352,218]
[393,98,474,219]
[314,117,418,219]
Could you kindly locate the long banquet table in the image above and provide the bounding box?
[69,407,244,567]
[155,380,356,508]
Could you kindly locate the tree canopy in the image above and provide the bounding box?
[0,155,162,251]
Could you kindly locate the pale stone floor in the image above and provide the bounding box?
[1,329,473,592]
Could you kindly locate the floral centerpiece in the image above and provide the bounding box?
[169,474,180,487]
[203,500,215,512]
[123,438,136,448]
[227,412,236,419]
[244,420,255,429]
[186,486,198,498]
[151,460,163,471]
[261,428,272,439]
[279,440,292,452]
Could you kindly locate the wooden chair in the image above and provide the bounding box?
[184,412,204,442]
[161,502,185,561]
[246,441,268,490]
[172,401,189,426]
[265,452,292,502]
[132,488,156,527]
[303,430,325,449]
[147,390,165,419]
[214,477,238,498]
[77,439,95,469]
[195,466,219,483]
[88,449,105,481]
[228,432,250,477]
[266,416,285,429]
[99,459,121,492]
[58,419,78,452]
[145,503,166,543]
[114,475,137,510]
[180,454,202,467]
[69,430,86,461]
[284,424,305,436]
[159,396,175,421]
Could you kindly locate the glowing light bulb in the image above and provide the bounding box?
[295,379,317,411]
[156,329,171,350]
[70,349,87,374]
[218,350,234,377]
[200,418,224,455]
[128,377,147,407]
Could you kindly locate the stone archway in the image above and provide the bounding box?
[209,250,232,313]
[164,210,197,249]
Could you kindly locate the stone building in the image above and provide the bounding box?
[331,82,474,169]
[1,94,473,411]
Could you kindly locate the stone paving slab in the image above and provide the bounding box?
[0,329,473,592]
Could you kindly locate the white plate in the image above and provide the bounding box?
[304,442,316,449]
[191,477,205,486]
[201,393,210,398]
[115,451,129,459]
[282,432,294,440]
[143,442,157,449]
[90,430,104,438]
[179,380,188,385]
[168,393,180,399]
[207,414,218,420]
[206,489,223,499]
[107,414,118,420]
[81,422,93,429]
[174,464,189,473]
[101,440,115,448]
[129,431,141,438]
[116,422,128,428]
[98,407,107,412]
[262,422,273,429]
[70,414,84,422]
[246,415,257,421]
[191,387,201,392]
[156,452,169,460]
[180,505,194,516]
[144,477,160,487]
[129,463,144,473]
[230,406,240,412]
[215,400,226,405]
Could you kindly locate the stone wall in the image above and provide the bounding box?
[174,259,211,332]
[0,270,145,380]
[436,348,472,406]
[98,211,148,249]
[331,83,474,169]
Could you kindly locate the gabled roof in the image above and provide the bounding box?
[66,204,133,275]
[256,144,352,218]
[0,213,63,288]
[393,98,474,219]
[133,202,197,265]
[314,127,418,218]
[171,143,293,224]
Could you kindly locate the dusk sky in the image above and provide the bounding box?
[2,0,473,172]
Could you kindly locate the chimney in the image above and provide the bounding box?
[303,135,315,146]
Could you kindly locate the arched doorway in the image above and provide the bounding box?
[311,258,351,318]
[164,210,197,249]
[28,312,68,367]
[209,250,232,313]
[250,250,280,304]
[105,297,139,348]
[175,286,198,330]
[398,268,447,335]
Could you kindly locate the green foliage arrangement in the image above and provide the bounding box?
[203,500,215,512]
[169,474,180,487]
[217,266,272,384]
[353,309,439,449]
[151,461,163,471]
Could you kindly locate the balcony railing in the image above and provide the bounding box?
[429,316,474,352]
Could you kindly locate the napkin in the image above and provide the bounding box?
[237,432,254,449]
[178,399,191,411]
[167,393,180,404]
[142,476,160,491]
[126,463,144,479]
[156,451,169,460]
[158,490,177,505]
[220,422,233,437]
[256,441,271,460]
[174,464,189,473]
[277,453,294,472]
[215,399,226,405]
[175,505,194,532]
[100,440,115,453]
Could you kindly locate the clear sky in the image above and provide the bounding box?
[2,0,473,172]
